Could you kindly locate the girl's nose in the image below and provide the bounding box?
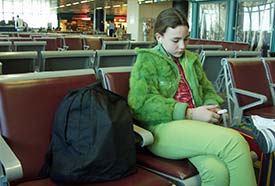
[178,40,186,50]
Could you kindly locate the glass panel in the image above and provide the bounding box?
[0,0,57,29]
[236,0,274,55]
[198,2,226,40]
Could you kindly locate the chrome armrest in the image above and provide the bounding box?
[0,135,23,181]
[232,88,267,110]
[57,47,65,51]
[63,45,69,50]
[270,83,275,88]
[133,124,154,147]
[83,45,90,50]
[0,162,8,186]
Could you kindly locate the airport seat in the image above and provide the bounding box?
[8,37,33,42]
[0,51,37,74]
[56,36,66,50]
[222,58,275,126]
[17,33,31,38]
[13,41,46,52]
[8,37,33,51]
[0,41,12,52]
[0,37,9,41]
[231,42,250,51]
[34,37,64,51]
[101,40,130,50]
[63,36,88,50]
[262,57,275,105]
[97,66,201,186]
[13,41,47,71]
[40,50,95,71]
[93,49,137,71]
[0,69,173,186]
[200,50,235,92]
[83,37,102,50]
[129,41,155,49]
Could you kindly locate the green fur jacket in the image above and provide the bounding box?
[128,44,223,127]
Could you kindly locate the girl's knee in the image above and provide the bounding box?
[192,156,229,186]
[227,129,249,147]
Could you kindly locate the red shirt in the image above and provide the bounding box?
[173,58,195,108]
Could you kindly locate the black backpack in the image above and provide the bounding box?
[41,82,136,183]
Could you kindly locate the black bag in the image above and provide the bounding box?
[41,82,136,183]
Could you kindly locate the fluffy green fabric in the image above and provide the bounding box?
[128,44,223,127]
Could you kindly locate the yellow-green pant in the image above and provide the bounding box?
[147,120,257,186]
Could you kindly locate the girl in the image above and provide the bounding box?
[128,8,256,186]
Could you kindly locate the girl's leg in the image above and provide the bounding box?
[148,120,257,186]
[189,155,229,186]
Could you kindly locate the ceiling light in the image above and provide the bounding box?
[59,5,65,8]
[105,6,111,9]
[113,5,121,8]
[73,2,80,5]
[66,3,72,6]
[80,0,88,3]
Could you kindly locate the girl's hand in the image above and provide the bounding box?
[186,105,221,124]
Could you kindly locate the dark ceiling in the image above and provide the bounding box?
[50,0,128,15]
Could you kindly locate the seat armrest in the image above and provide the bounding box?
[232,88,267,110]
[0,135,23,181]
[133,124,154,147]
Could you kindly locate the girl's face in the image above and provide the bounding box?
[158,25,189,58]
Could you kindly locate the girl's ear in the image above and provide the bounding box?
[155,33,162,44]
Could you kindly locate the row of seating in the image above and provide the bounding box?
[0,49,137,74]
[0,35,154,51]
[0,39,45,52]
[0,31,251,51]
[222,57,275,126]
[0,36,116,51]
[0,67,200,186]
[189,38,250,51]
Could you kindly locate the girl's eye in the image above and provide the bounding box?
[172,40,179,43]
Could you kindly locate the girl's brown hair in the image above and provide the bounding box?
[154,8,189,37]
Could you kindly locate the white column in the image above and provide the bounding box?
[127,0,140,41]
